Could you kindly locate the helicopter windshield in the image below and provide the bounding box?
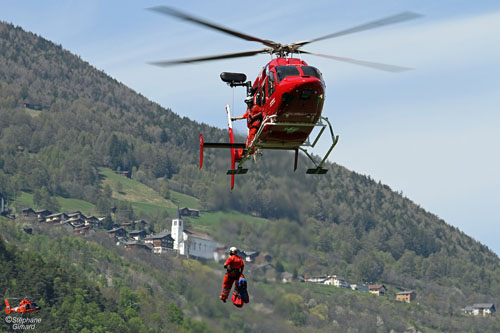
[275,66,300,83]
[28,302,40,309]
[301,66,323,81]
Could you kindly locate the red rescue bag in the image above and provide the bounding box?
[231,275,249,308]
[231,291,244,308]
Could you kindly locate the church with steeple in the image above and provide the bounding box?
[171,208,217,260]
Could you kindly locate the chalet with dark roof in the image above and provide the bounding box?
[23,99,47,110]
[369,284,387,296]
[144,231,174,254]
[115,170,131,178]
[464,303,496,316]
[180,207,200,217]
[242,250,260,263]
[22,208,36,217]
[108,227,127,238]
[129,230,147,240]
[66,216,86,226]
[325,275,349,288]
[84,216,102,228]
[306,276,329,284]
[67,211,86,220]
[74,225,92,235]
[124,241,152,251]
[45,212,68,223]
[35,209,51,221]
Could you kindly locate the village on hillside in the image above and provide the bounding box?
[16,206,274,269]
[11,205,496,316]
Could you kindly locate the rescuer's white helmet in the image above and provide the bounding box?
[229,247,238,255]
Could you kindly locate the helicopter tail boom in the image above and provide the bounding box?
[226,104,236,190]
[198,105,247,189]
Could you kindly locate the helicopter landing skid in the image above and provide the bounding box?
[299,116,339,174]
[306,167,328,174]
[236,115,339,174]
[227,168,248,175]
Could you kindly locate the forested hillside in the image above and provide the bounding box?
[1,20,500,331]
[0,229,151,332]
[1,217,294,332]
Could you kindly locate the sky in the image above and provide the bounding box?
[1,1,499,254]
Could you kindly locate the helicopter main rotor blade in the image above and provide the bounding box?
[149,49,270,66]
[148,6,278,48]
[296,11,422,47]
[301,50,412,72]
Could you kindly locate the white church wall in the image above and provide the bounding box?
[187,237,217,260]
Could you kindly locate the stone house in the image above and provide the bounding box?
[396,291,416,303]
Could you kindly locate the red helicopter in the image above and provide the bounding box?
[4,298,41,315]
[149,7,422,189]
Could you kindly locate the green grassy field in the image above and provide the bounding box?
[13,192,95,215]
[100,168,175,208]
[170,190,200,208]
[99,168,270,234]
[197,210,267,229]
[99,168,201,216]
[11,168,270,236]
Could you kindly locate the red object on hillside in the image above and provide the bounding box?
[4,298,41,315]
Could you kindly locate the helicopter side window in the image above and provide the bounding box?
[255,91,261,106]
[275,66,300,83]
[267,72,276,97]
[301,66,324,81]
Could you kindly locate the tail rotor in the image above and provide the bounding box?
[4,299,11,314]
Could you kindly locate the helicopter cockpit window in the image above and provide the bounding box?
[275,66,300,83]
[301,66,323,81]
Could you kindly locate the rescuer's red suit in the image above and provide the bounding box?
[233,105,263,161]
[220,254,245,301]
[246,105,263,147]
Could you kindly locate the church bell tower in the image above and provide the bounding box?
[171,207,185,254]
